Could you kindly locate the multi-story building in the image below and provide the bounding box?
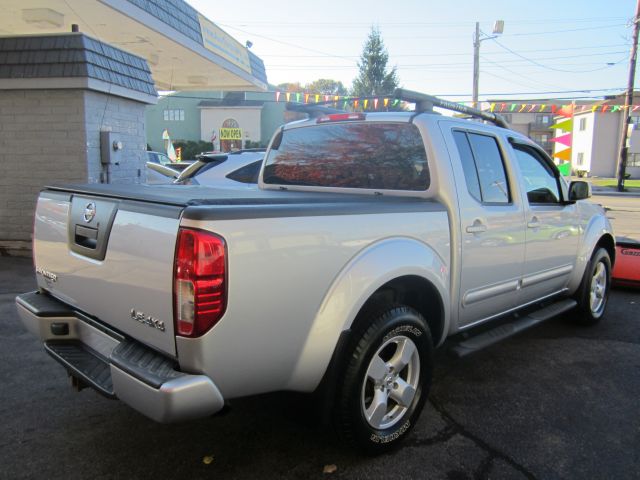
[487,99,592,156]
[566,94,640,179]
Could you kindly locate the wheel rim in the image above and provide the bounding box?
[589,261,607,317]
[361,335,420,430]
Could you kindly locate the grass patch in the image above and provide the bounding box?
[591,178,640,188]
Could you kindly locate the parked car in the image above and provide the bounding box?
[146,149,265,188]
[145,151,194,184]
[178,149,265,188]
[17,90,614,454]
[146,151,173,166]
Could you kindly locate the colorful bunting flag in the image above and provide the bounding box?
[551,133,572,147]
[550,118,572,131]
[553,148,572,161]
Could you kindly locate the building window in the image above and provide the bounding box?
[630,116,640,126]
[579,118,587,131]
[628,153,640,167]
[536,114,551,124]
[533,134,549,144]
[577,152,584,166]
[163,109,184,121]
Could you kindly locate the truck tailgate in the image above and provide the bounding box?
[33,190,182,356]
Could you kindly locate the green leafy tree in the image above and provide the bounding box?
[304,79,348,96]
[352,27,399,98]
[276,82,304,92]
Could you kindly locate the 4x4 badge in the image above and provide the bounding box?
[83,202,96,223]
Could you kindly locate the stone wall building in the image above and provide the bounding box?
[0,33,157,255]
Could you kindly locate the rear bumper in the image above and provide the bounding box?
[16,291,225,423]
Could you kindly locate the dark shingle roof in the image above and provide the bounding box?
[0,34,156,96]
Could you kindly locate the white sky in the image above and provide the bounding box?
[187,0,638,102]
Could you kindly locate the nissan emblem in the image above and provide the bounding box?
[83,202,96,223]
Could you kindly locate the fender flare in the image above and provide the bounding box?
[286,237,450,391]
[567,214,615,293]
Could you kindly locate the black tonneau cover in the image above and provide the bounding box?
[44,183,446,222]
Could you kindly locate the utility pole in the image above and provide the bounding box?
[472,21,503,109]
[617,0,640,192]
[472,22,480,108]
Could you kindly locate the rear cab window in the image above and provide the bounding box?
[263,122,430,191]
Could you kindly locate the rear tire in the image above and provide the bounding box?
[572,248,611,325]
[332,305,433,454]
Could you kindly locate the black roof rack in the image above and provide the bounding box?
[285,90,509,128]
[394,88,510,128]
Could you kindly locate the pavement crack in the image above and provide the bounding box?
[408,424,458,447]
[429,396,538,480]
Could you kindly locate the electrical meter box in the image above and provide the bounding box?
[100,131,123,165]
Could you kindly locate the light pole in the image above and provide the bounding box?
[472,20,504,108]
[616,0,640,192]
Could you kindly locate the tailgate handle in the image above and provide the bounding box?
[75,225,98,249]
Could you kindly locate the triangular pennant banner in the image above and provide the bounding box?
[557,105,574,118]
[384,98,389,108]
[551,133,572,147]
[550,118,573,131]
[553,148,572,161]
[276,91,281,102]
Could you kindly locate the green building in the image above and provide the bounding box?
[146,90,291,155]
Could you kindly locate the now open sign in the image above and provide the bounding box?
[220,128,242,140]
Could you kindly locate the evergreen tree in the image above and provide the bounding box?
[352,27,399,98]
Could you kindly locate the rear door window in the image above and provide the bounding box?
[263,122,430,191]
[452,130,510,204]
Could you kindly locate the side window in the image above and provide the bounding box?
[513,145,561,204]
[453,131,510,204]
[453,131,482,202]
[467,133,510,203]
[226,160,262,184]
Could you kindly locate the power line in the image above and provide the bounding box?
[259,43,632,58]
[158,87,626,101]
[491,38,629,73]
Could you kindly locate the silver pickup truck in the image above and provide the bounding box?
[16,90,614,454]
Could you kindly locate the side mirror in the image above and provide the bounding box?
[568,180,591,201]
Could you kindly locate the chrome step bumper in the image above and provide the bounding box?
[16,291,225,423]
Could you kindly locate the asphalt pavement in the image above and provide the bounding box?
[1,255,639,480]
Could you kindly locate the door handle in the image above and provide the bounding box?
[466,220,487,234]
[527,216,541,229]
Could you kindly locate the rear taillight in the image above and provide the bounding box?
[174,228,227,337]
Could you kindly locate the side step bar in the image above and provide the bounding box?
[450,298,577,358]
